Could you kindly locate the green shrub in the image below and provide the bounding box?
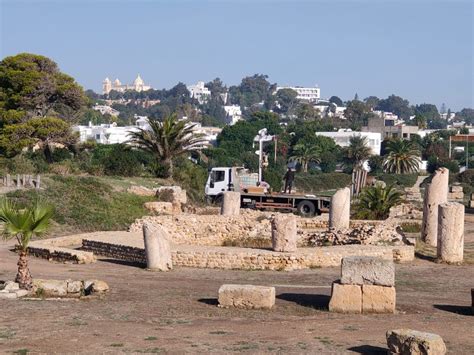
[172,159,209,203]
[7,155,36,174]
[427,156,460,174]
[400,222,421,233]
[376,173,418,188]
[91,144,151,177]
[7,175,154,232]
[294,172,351,193]
[319,151,337,173]
[368,155,384,174]
[51,148,72,162]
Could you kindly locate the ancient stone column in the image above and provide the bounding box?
[6,174,11,187]
[36,174,41,189]
[329,187,350,229]
[16,175,21,188]
[142,222,172,271]
[437,202,464,263]
[271,214,297,252]
[220,191,241,216]
[422,167,449,246]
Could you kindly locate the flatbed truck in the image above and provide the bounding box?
[205,167,331,217]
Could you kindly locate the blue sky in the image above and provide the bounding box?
[1,0,473,111]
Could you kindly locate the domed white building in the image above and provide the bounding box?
[102,74,152,94]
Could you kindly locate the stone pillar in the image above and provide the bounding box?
[329,187,350,229]
[422,167,449,247]
[6,174,11,187]
[271,214,297,252]
[437,202,464,263]
[220,191,241,216]
[22,174,26,187]
[16,175,21,188]
[36,174,41,189]
[142,222,172,271]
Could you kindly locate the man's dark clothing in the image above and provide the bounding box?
[284,169,295,194]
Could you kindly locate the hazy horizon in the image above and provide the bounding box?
[1,0,473,111]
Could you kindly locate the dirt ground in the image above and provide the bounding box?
[1,216,473,354]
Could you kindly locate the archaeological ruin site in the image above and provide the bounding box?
[1,169,473,354]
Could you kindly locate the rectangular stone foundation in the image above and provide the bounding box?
[28,231,415,269]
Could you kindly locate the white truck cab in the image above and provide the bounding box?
[205,167,259,202]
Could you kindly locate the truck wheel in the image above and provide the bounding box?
[297,200,315,217]
[213,194,224,206]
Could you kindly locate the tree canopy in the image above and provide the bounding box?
[0,53,86,123]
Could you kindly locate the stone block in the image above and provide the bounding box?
[67,280,83,294]
[127,185,156,196]
[362,284,396,313]
[341,256,395,286]
[386,329,446,355]
[328,281,362,314]
[271,214,297,252]
[0,292,17,299]
[15,289,29,298]
[469,200,474,209]
[218,284,275,309]
[450,185,463,193]
[3,281,19,291]
[84,280,109,294]
[32,279,67,297]
[448,192,464,200]
[144,201,174,215]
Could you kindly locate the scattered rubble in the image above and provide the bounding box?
[307,222,408,247]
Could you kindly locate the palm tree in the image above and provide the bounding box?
[383,139,421,174]
[353,184,402,220]
[289,143,321,172]
[0,198,54,290]
[127,114,208,178]
[345,136,372,169]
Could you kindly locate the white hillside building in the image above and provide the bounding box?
[224,105,242,125]
[276,85,320,102]
[187,81,211,104]
[316,129,381,156]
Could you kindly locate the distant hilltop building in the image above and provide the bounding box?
[276,85,321,102]
[102,74,152,95]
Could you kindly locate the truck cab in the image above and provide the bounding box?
[205,167,259,202]
[205,167,232,201]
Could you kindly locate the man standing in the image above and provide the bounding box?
[283,168,295,194]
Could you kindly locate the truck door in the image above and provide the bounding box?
[207,169,228,196]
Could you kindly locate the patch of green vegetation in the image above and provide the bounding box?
[7,175,154,233]
[144,336,157,341]
[0,328,15,339]
[224,342,259,352]
[135,347,165,353]
[342,325,358,331]
[12,349,29,355]
[109,343,124,348]
[400,222,421,233]
[209,330,228,335]
[294,172,351,194]
[376,173,418,188]
[66,317,88,327]
[222,237,271,249]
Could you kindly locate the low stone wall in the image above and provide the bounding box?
[129,211,408,247]
[29,235,96,264]
[81,238,414,271]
